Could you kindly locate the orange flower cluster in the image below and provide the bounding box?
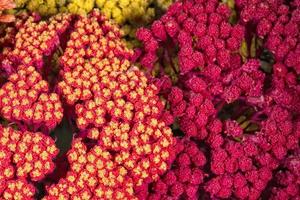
[44,9,175,199]
[0,0,15,23]
[0,125,59,198]
[6,13,72,68]
[0,66,63,129]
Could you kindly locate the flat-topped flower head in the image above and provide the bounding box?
[0,66,63,129]
[136,139,206,200]
[237,0,300,75]
[270,148,300,200]
[45,132,174,199]
[41,9,175,199]
[1,179,35,199]
[58,9,133,105]
[0,125,58,198]
[4,13,72,69]
[136,0,244,73]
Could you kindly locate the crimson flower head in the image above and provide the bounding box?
[41,9,175,200]
[136,139,207,200]
[0,125,58,198]
[0,66,63,129]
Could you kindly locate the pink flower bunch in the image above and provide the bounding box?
[207,136,276,199]
[270,148,300,200]
[136,0,300,199]
[136,0,244,73]
[267,62,300,113]
[258,106,299,160]
[136,139,206,200]
[166,78,217,139]
[205,105,299,199]
[222,59,265,103]
[205,103,300,199]
[237,0,300,74]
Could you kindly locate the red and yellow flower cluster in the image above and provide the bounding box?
[44,9,175,199]
[58,10,133,106]
[0,66,63,129]
[45,139,138,199]
[7,13,72,68]
[0,13,73,131]
[0,125,58,199]
[45,123,172,200]
[1,8,174,199]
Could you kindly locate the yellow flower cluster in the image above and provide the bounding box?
[155,0,173,10]
[14,0,173,46]
[96,0,154,25]
[15,0,61,16]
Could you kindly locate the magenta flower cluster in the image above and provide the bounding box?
[237,0,300,74]
[136,0,300,199]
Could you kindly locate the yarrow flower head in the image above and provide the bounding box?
[45,124,174,199]
[0,13,73,131]
[41,9,175,199]
[0,125,58,198]
[270,148,300,200]
[58,10,133,106]
[222,59,265,103]
[204,103,300,199]
[0,66,63,129]
[136,0,244,73]
[4,13,72,69]
[136,139,207,200]
[134,0,248,141]
[237,0,300,75]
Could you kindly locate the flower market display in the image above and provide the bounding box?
[0,0,299,199]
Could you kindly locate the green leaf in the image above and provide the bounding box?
[50,117,73,156]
